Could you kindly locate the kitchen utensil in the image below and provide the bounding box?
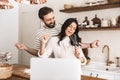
[0,63,13,79]
[69,34,79,46]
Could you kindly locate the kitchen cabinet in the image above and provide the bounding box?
[82,69,115,80]
[115,74,120,80]
[60,3,120,31]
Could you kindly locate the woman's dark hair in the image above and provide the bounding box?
[57,18,81,46]
[38,6,53,20]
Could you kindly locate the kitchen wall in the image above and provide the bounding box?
[0,0,19,64]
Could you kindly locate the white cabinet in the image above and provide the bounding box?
[82,69,97,77]
[82,69,115,80]
[115,74,120,80]
[98,72,115,80]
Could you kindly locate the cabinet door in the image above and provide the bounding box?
[82,69,97,77]
[19,10,40,65]
[97,72,115,80]
[82,69,115,80]
[115,74,120,80]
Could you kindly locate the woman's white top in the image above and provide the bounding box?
[38,36,86,65]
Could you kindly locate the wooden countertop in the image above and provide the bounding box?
[12,64,105,80]
[12,64,30,79]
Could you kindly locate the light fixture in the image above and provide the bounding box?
[0,0,13,9]
[15,0,47,4]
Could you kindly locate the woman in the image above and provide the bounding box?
[38,18,86,65]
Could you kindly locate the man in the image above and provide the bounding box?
[15,6,100,57]
[15,7,58,57]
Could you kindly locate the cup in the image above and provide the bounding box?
[110,18,117,27]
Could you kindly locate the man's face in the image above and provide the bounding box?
[43,12,55,28]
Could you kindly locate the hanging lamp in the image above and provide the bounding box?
[0,0,13,9]
[15,0,47,4]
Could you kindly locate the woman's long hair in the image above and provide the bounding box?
[57,18,81,46]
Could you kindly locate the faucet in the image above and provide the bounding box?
[102,45,114,66]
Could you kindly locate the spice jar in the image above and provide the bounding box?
[91,14,101,27]
[117,15,120,27]
[110,18,117,27]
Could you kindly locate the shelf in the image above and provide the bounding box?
[60,3,120,13]
[79,27,120,31]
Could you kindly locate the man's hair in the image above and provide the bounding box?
[38,6,54,20]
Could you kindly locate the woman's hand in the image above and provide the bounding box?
[74,46,84,63]
[39,34,50,55]
[74,47,80,58]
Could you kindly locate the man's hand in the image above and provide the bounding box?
[15,43,27,50]
[79,40,100,49]
[91,40,100,48]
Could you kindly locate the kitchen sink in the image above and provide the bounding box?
[82,61,120,80]
[82,61,120,73]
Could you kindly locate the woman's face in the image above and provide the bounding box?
[65,22,77,37]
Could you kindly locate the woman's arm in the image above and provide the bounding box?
[38,35,53,58]
[74,46,87,65]
[38,35,50,56]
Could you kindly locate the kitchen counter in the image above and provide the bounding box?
[12,64,30,80]
[0,64,29,80]
[81,75,105,80]
[1,64,105,80]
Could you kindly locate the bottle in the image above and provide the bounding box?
[117,16,120,27]
[91,14,101,27]
[83,16,90,25]
[83,16,90,28]
[110,18,117,27]
[101,18,108,27]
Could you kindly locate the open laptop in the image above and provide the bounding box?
[30,58,81,80]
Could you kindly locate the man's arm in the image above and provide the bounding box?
[80,40,100,49]
[24,47,38,56]
[15,43,38,56]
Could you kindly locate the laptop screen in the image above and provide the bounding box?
[30,58,81,80]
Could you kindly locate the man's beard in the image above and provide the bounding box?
[45,21,56,28]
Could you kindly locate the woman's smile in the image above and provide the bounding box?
[65,22,77,36]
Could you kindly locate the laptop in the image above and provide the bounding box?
[30,58,81,80]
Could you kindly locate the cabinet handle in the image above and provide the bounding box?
[96,74,99,78]
[90,73,92,76]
